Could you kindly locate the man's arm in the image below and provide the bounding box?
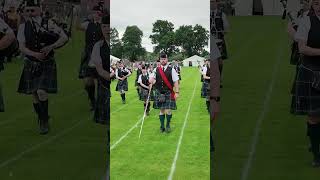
[0,31,15,50]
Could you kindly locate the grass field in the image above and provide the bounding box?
[0,32,107,180]
[214,16,320,180]
[110,68,210,179]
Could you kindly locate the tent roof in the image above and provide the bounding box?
[182,55,206,62]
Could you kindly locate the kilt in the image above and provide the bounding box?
[94,83,110,124]
[78,50,98,79]
[116,79,128,92]
[217,39,228,60]
[153,89,177,110]
[0,83,4,112]
[18,58,57,94]
[201,81,210,99]
[291,64,320,116]
[139,87,155,101]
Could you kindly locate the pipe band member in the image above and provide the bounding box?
[293,0,320,167]
[17,0,68,135]
[0,17,15,112]
[150,52,179,133]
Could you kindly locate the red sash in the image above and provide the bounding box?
[158,67,175,100]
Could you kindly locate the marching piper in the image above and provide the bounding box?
[77,4,104,111]
[17,0,68,134]
[115,60,131,104]
[150,52,179,133]
[89,14,111,124]
[0,17,15,112]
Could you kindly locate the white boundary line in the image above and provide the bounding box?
[110,72,195,151]
[0,117,88,169]
[240,46,284,180]
[167,80,198,180]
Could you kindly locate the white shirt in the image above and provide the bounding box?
[0,18,14,35]
[89,40,109,67]
[295,15,320,42]
[137,73,150,85]
[17,17,67,44]
[202,66,208,75]
[115,67,131,79]
[150,64,179,83]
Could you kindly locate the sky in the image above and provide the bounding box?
[110,0,210,53]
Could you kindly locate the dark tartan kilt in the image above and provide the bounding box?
[217,39,228,60]
[201,81,210,99]
[78,50,98,79]
[153,90,177,110]
[18,58,57,94]
[139,87,155,101]
[94,83,110,124]
[116,79,128,92]
[0,83,4,112]
[291,64,320,116]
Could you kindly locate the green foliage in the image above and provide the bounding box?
[122,26,146,61]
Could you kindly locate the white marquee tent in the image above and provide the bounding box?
[110,55,120,65]
[182,55,206,67]
[234,0,301,16]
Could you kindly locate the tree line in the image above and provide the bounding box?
[111,20,209,62]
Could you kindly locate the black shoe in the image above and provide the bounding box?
[312,159,320,167]
[166,126,171,133]
[160,127,165,133]
[122,100,126,104]
[146,111,150,116]
[39,119,48,135]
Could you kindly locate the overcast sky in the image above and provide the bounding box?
[111,0,209,52]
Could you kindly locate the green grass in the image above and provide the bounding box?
[214,16,320,180]
[110,68,210,179]
[0,31,107,180]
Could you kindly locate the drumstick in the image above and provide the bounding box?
[138,85,153,139]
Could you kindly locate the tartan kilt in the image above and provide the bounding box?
[201,81,210,98]
[94,83,110,124]
[0,83,4,112]
[78,50,98,79]
[17,58,57,94]
[139,87,155,101]
[291,64,320,116]
[116,79,128,92]
[153,90,177,110]
[217,39,228,60]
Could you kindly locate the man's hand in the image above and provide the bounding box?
[174,92,179,100]
[40,45,55,56]
[32,52,46,61]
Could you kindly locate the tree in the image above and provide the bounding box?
[175,24,209,57]
[110,27,123,58]
[149,20,177,56]
[122,25,146,61]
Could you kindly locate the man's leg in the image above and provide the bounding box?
[159,109,166,133]
[84,77,96,110]
[37,89,49,135]
[166,109,172,133]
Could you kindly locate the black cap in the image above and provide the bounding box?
[159,52,167,59]
[25,0,40,7]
